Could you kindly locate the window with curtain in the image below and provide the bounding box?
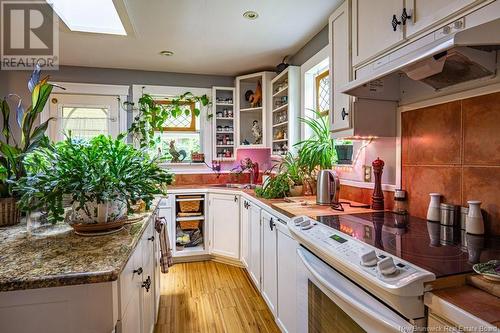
[315,69,330,117]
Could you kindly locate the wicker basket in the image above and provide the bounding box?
[179,220,201,230]
[179,197,202,213]
[0,197,21,227]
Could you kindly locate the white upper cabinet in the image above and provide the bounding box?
[329,1,352,133]
[209,194,240,260]
[352,0,404,66]
[405,0,485,37]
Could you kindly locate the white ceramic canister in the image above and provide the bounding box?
[465,200,484,235]
[426,193,442,222]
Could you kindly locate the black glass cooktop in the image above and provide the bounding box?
[313,212,500,278]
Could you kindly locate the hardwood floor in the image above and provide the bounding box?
[154,261,281,333]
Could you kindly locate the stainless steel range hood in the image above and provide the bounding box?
[341,18,500,100]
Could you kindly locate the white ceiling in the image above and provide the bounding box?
[57,0,341,76]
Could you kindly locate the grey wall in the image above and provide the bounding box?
[289,25,329,66]
[0,66,235,142]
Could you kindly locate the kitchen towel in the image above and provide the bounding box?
[155,216,172,273]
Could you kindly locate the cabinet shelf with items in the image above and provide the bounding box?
[212,87,236,161]
[174,194,207,255]
[236,72,275,148]
[269,66,300,157]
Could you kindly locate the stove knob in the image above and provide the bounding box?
[377,257,397,276]
[360,249,378,267]
[300,220,313,230]
[294,217,304,226]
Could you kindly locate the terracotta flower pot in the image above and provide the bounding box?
[289,185,303,197]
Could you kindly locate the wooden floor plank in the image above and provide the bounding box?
[154,261,280,333]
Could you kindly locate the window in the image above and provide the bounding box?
[315,69,330,117]
[48,93,121,141]
[154,100,202,163]
[61,106,109,139]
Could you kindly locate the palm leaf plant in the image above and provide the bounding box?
[0,65,62,225]
[294,110,338,172]
[15,135,173,224]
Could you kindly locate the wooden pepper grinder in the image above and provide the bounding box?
[371,157,385,210]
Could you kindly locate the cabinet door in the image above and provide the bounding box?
[261,210,278,316]
[352,0,404,66]
[330,1,352,133]
[240,199,250,268]
[210,194,240,259]
[405,0,483,37]
[248,204,262,289]
[141,226,156,333]
[277,226,299,333]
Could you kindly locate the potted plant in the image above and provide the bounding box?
[294,110,338,195]
[255,172,291,199]
[0,65,60,226]
[15,135,173,229]
[278,153,305,197]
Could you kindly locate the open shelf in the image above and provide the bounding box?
[214,87,236,160]
[273,121,288,128]
[272,138,288,143]
[240,107,262,112]
[273,86,288,98]
[273,103,288,113]
[176,216,205,222]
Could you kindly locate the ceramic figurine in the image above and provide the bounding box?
[169,140,186,163]
[244,81,262,108]
[252,120,262,144]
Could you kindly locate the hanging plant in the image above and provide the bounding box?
[120,90,210,149]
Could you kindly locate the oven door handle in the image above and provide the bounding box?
[297,247,414,333]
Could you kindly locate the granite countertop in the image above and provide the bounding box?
[0,209,157,292]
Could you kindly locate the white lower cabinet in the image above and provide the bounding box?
[209,193,240,259]
[261,210,278,316]
[276,222,299,333]
[248,202,262,289]
[240,198,250,268]
[119,215,158,333]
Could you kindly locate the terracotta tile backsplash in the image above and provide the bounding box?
[402,101,462,165]
[402,91,500,235]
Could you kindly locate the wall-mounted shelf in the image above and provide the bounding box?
[269,66,300,157]
[213,86,236,161]
[236,71,276,148]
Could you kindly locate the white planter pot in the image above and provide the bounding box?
[70,199,127,224]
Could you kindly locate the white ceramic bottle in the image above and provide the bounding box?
[427,193,442,222]
[465,200,484,235]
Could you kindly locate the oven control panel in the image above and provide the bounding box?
[289,216,435,293]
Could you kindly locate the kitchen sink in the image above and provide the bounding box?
[210,183,256,189]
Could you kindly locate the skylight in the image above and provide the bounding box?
[47,0,127,35]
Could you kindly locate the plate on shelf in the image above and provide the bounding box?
[473,260,500,281]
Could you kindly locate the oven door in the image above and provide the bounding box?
[296,246,414,333]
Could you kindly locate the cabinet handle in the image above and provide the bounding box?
[341,108,349,120]
[391,14,401,31]
[142,276,151,292]
[133,267,143,275]
[147,236,154,242]
[269,218,275,231]
[401,8,411,25]
[234,196,238,202]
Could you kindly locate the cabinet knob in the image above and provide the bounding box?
[147,236,154,242]
[341,108,349,120]
[391,14,401,31]
[133,267,143,275]
[400,8,411,25]
[269,218,275,231]
[142,276,151,292]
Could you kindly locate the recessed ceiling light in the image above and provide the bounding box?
[47,0,126,35]
[159,50,174,57]
[243,11,259,20]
